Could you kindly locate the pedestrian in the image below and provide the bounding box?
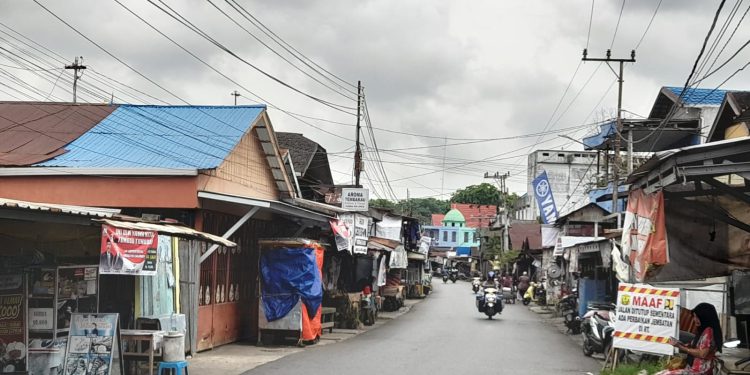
[656,303,723,375]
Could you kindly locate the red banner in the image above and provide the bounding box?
[0,274,25,372]
[100,224,159,276]
[621,189,669,282]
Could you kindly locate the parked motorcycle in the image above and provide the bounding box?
[442,273,448,283]
[523,282,546,305]
[476,287,502,319]
[471,277,481,293]
[581,303,617,357]
[559,289,580,334]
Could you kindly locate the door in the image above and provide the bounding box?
[197,246,244,351]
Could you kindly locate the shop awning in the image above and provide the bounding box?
[407,252,427,260]
[100,219,236,247]
[367,236,401,252]
[198,191,336,223]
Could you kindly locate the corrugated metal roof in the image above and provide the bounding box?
[0,197,120,218]
[101,219,236,247]
[38,104,265,169]
[665,87,727,106]
[0,102,115,166]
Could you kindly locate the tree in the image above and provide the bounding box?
[369,197,449,225]
[451,183,502,206]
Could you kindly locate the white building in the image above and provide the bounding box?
[524,150,599,221]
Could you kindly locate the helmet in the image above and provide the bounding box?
[523,271,528,276]
[488,271,495,279]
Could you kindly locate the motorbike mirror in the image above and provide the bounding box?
[724,338,742,348]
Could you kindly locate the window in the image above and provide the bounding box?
[443,231,448,242]
[451,232,456,242]
[464,232,469,243]
[474,232,479,242]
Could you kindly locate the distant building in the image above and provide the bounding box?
[524,150,598,221]
[423,208,480,256]
[431,203,497,229]
[276,132,334,202]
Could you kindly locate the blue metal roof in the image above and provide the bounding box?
[582,121,616,150]
[665,86,727,106]
[37,104,265,169]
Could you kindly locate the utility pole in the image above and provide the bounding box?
[582,49,635,213]
[231,90,241,105]
[484,171,510,251]
[64,56,86,104]
[354,81,363,187]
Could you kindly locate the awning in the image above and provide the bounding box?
[407,252,426,260]
[100,219,236,247]
[198,191,336,223]
[553,236,603,257]
[367,236,401,252]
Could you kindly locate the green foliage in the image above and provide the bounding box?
[369,197,450,225]
[451,183,518,208]
[600,362,663,375]
[481,236,519,266]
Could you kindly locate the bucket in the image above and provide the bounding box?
[162,331,185,362]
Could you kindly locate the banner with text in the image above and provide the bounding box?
[0,274,25,373]
[532,171,559,224]
[613,283,680,356]
[341,188,369,211]
[100,224,159,276]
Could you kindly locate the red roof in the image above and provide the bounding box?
[431,214,445,226]
[509,223,542,250]
[0,102,115,166]
[450,203,496,229]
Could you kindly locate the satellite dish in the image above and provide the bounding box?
[547,264,562,279]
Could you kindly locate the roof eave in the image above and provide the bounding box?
[0,167,198,176]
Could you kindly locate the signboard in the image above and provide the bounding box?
[418,237,431,255]
[29,308,54,330]
[532,171,559,224]
[353,215,370,254]
[613,283,680,356]
[64,313,123,375]
[0,274,25,373]
[100,224,159,276]
[341,188,369,211]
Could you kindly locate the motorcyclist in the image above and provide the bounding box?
[482,271,498,289]
[518,271,530,299]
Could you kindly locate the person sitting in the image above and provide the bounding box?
[482,271,498,289]
[656,303,723,375]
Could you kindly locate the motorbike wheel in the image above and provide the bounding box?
[522,298,530,306]
[451,279,456,283]
[582,335,594,357]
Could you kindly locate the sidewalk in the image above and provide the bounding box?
[528,304,606,361]
[188,298,423,374]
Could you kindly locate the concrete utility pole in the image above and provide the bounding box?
[582,49,635,213]
[231,90,241,105]
[484,171,510,251]
[65,56,86,104]
[354,81,363,187]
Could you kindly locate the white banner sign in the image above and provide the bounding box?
[613,283,680,356]
[341,188,369,211]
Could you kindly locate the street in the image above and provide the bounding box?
[243,281,600,374]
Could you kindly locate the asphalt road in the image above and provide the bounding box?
[243,281,600,374]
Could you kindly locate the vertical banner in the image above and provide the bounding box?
[620,189,669,282]
[532,171,559,224]
[353,215,370,254]
[100,224,159,276]
[329,218,351,252]
[613,283,680,356]
[0,274,25,373]
[64,313,123,375]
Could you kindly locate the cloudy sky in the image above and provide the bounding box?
[0,0,746,200]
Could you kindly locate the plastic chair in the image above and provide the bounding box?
[158,361,188,375]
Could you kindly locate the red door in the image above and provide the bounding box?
[197,246,244,351]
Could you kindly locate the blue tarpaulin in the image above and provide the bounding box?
[260,247,323,322]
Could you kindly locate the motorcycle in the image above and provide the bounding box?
[471,277,481,293]
[523,282,546,305]
[449,269,458,283]
[442,273,448,283]
[559,289,580,334]
[581,303,617,358]
[476,287,502,319]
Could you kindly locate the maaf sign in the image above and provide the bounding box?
[613,283,680,356]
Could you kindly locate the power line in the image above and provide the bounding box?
[610,0,626,49]
[633,0,662,50]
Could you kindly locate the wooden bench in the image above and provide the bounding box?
[321,307,336,333]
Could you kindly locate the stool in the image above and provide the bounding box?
[158,361,188,375]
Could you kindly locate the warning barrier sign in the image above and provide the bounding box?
[613,283,680,356]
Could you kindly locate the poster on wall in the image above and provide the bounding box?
[100,224,159,276]
[612,283,680,356]
[63,313,123,375]
[353,215,370,254]
[329,218,351,252]
[0,274,25,373]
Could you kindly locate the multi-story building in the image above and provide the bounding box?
[422,208,480,256]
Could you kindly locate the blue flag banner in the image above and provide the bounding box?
[532,171,559,224]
